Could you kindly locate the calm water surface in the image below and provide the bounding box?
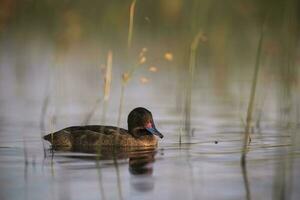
[1,103,300,200]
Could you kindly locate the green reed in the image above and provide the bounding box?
[113,150,124,200]
[274,0,299,197]
[95,148,106,200]
[128,0,137,50]
[40,93,49,157]
[179,128,182,145]
[241,161,251,200]
[102,50,113,125]
[117,56,145,126]
[241,16,266,165]
[83,50,112,125]
[185,31,206,134]
[117,0,137,126]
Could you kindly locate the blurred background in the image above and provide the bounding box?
[0,0,300,200]
[0,0,299,129]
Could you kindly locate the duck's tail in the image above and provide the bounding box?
[42,130,73,148]
[43,133,53,142]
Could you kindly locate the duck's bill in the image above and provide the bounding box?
[146,127,164,139]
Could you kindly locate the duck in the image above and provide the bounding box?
[43,107,164,150]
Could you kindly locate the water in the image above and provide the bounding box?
[1,101,300,200]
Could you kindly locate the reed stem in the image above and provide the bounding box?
[128,0,137,49]
[83,50,112,125]
[241,161,251,200]
[117,84,125,127]
[40,94,49,157]
[113,152,123,200]
[185,31,203,134]
[102,50,113,124]
[241,17,266,165]
[95,149,106,200]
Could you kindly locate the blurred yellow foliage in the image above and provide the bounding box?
[139,56,146,64]
[140,77,149,84]
[122,72,130,83]
[164,52,173,61]
[149,66,158,72]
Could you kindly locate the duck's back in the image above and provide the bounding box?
[43,125,157,149]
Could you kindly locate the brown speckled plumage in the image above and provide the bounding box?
[43,108,163,149]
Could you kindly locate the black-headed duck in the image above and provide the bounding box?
[43,107,163,149]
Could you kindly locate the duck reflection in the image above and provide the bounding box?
[49,145,156,176]
[49,145,157,194]
[129,150,155,175]
[127,149,156,193]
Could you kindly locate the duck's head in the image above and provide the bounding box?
[127,107,164,139]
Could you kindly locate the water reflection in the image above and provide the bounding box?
[129,151,155,175]
[241,160,251,200]
[46,146,157,197]
[129,150,156,193]
[49,145,157,175]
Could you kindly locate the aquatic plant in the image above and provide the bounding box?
[117,0,173,126]
[117,47,146,126]
[83,50,112,125]
[128,0,137,49]
[102,51,113,124]
[184,31,207,134]
[95,149,106,200]
[241,15,266,165]
[241,162,251,200]
[117,0,137,126]
[113,156,124,200]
